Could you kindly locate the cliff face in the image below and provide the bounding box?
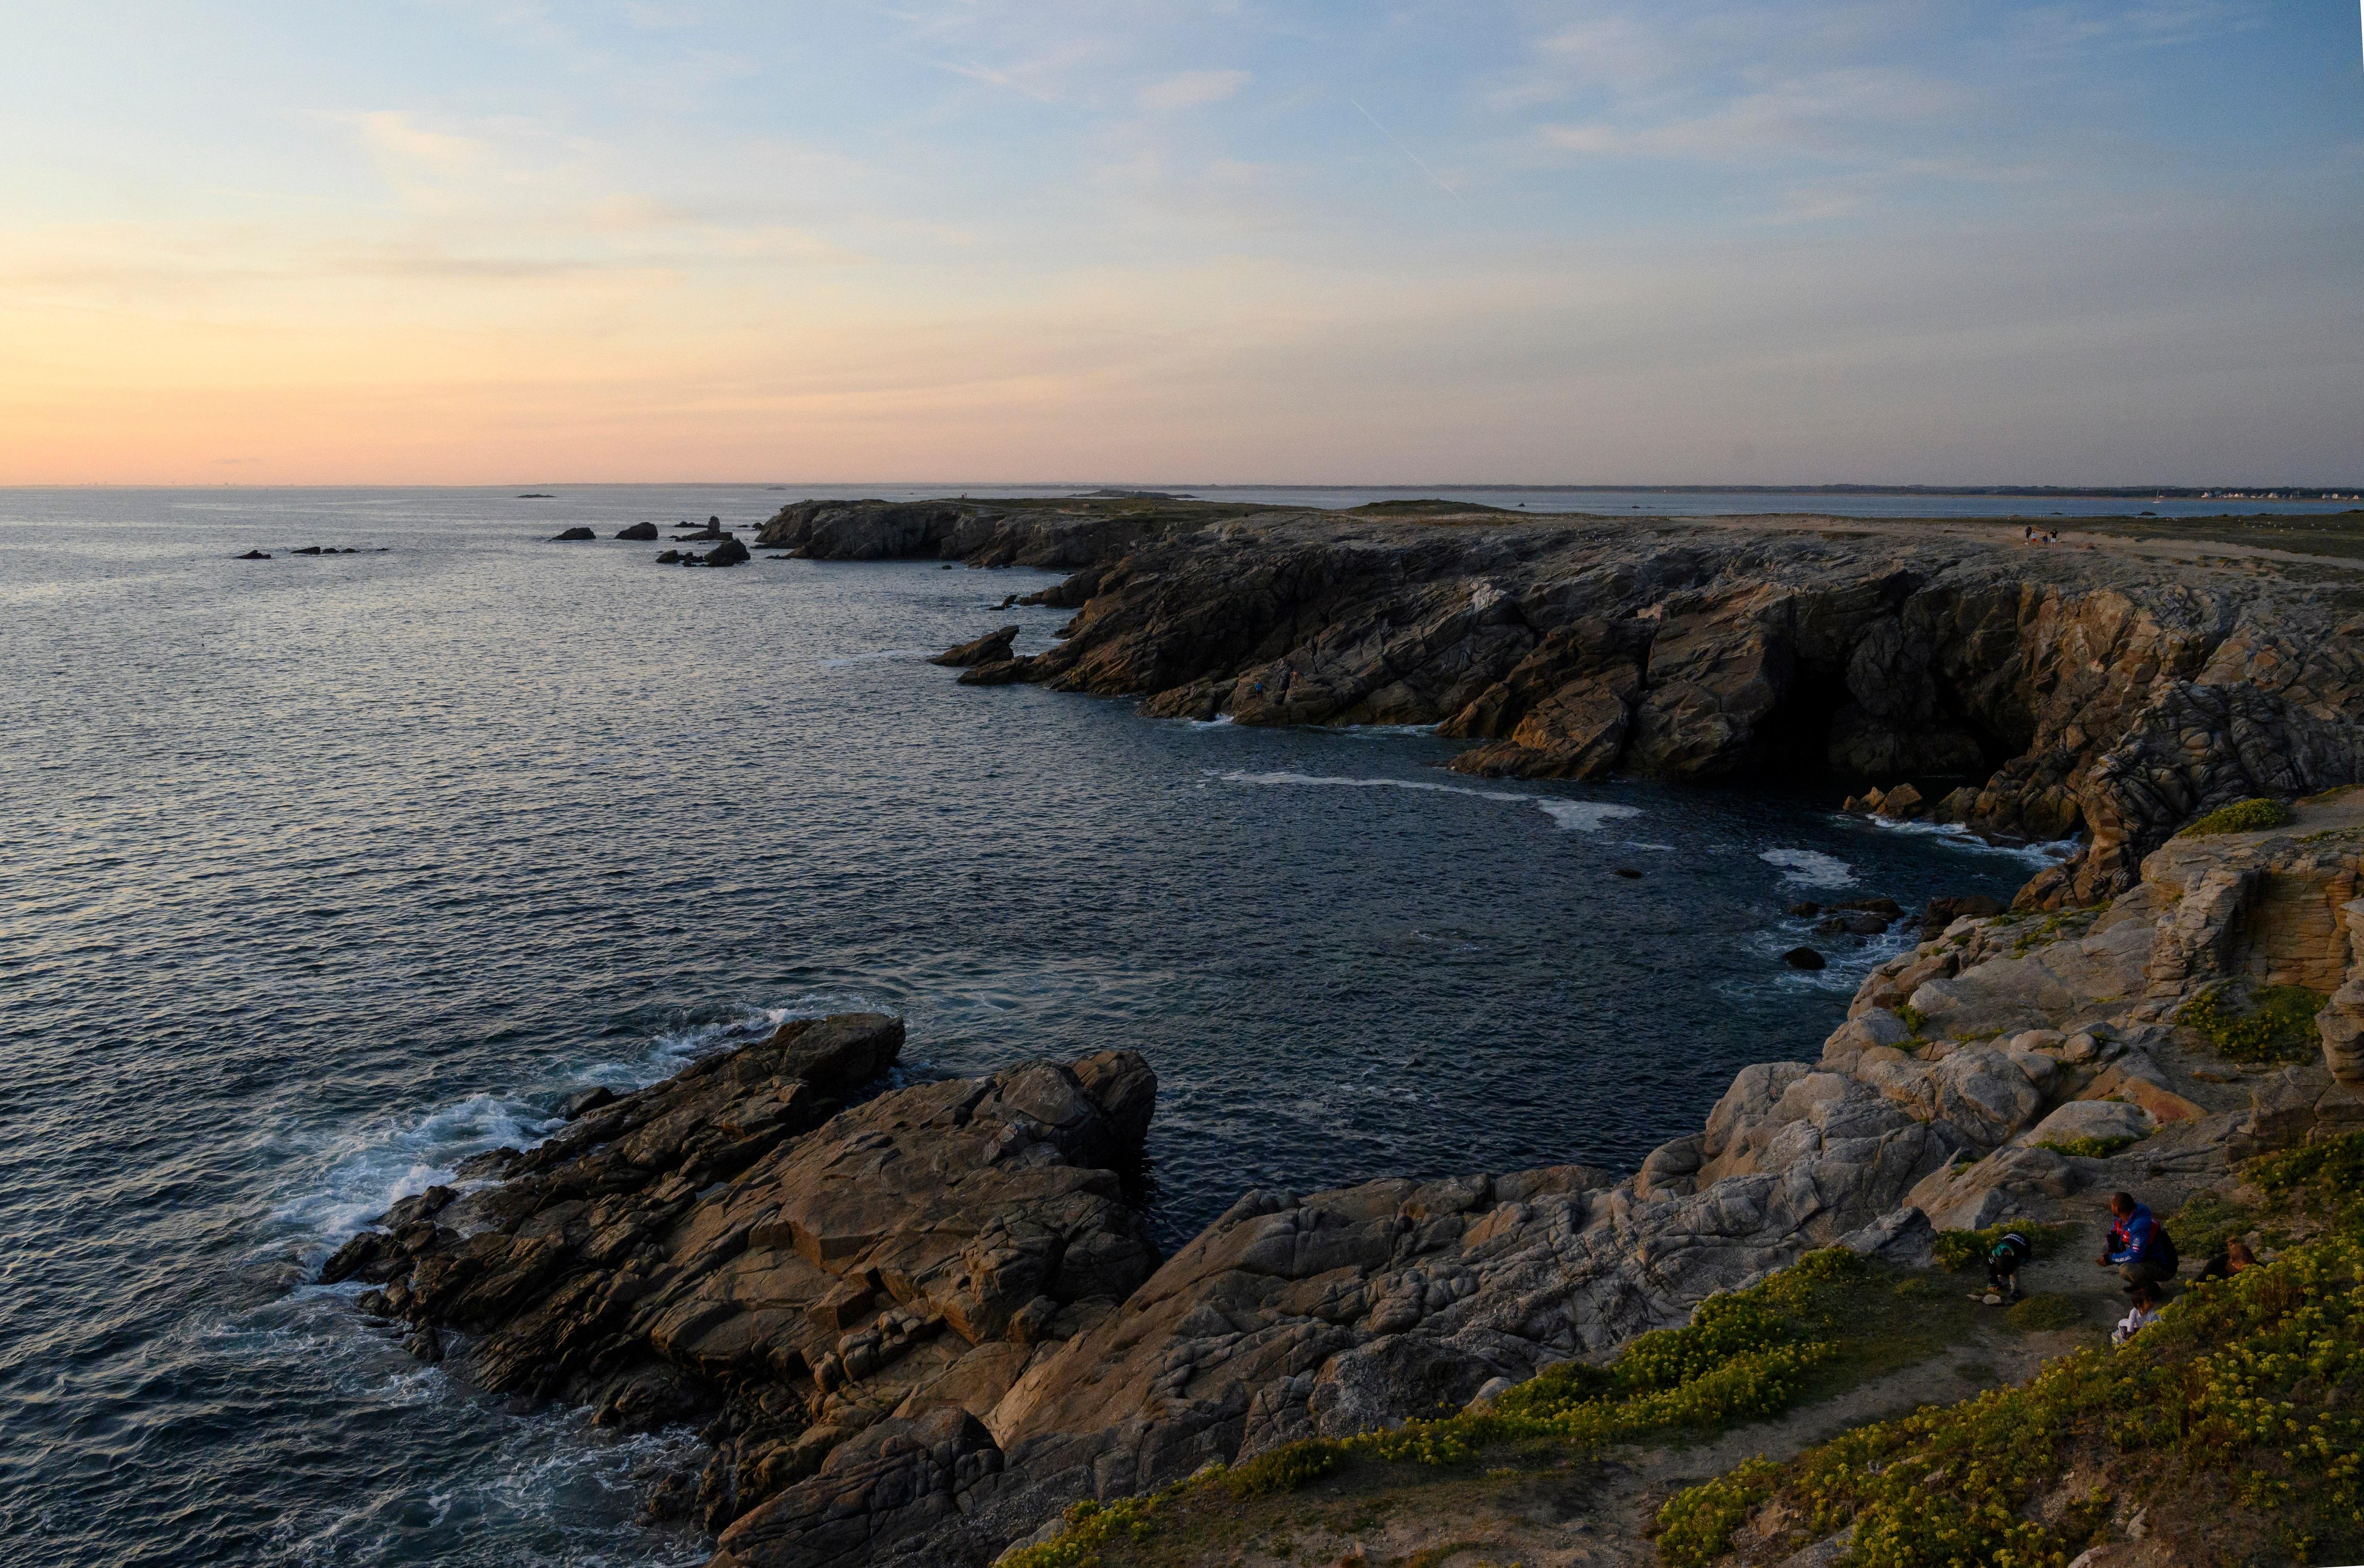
[761,497,2364,908]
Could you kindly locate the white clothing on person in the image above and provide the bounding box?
[2112,1303,2159,1346]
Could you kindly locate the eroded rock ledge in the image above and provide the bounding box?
[763,496,2364,909]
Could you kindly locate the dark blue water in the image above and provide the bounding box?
[0,487,2053,1567]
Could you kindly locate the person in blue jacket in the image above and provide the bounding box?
[2097,1190,2177,1291]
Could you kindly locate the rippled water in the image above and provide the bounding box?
[0,487,2052,1567]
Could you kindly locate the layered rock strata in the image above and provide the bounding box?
[766,496,2364,908]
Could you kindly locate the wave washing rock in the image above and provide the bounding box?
[784,496,2364,908]
[321,1014,1161,1547]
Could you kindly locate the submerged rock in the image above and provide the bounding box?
[237,549,270,560]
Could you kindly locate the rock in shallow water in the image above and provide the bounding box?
[1784,946,1828,970]
[930,626,1018,667]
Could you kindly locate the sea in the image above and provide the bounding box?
[0,485,2113,1566]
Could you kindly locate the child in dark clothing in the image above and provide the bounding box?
[1985,1230,2033,1303]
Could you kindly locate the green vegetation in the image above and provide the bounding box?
[1894,1003,1929,1037]
[1655,1144,2364,1568]
[2008,906,2104,957]
[2165,1189,2262,1259]
[2178,981,2327,1065]
[2250,1129,2364,1199]
[2177,797,2294,837]
[2035,1133,2144,1159]
[1004,1250,1965,1568]
[1930,1221,2077,1273]
[2004,1294,2085,1332]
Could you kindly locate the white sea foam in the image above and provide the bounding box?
[1217,770,1526,801]
[819,648,930,669]
[1534,799,1644,832]
[1216,770,1644,832]
[1759,848,1858,887]
[1860,815,2082,866]
[274,999,852,1260]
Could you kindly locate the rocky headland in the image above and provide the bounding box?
[318,499,2364,1565]
[760,496,2364,908]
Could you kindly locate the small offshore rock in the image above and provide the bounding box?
[1612,867,1643,879]
[550,527,597,541]
[655,549,682,563]
[703,537,750,568]
[1839,897,1905,916]
[293,545,323,555]
[1783,946,1827,970]
[616,521,659,541]
[237,549,271,560]
[1788,901,1821,917]
[931,625,1020,667]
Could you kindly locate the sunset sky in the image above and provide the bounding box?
[5,2,2359,486]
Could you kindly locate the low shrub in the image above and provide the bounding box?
[2036,1133,2143,1159]
[2249,1130,2364,1198]
[2178,982,2326,1065]
[2177,797,2294,837]
[2164,1189,2258,1260]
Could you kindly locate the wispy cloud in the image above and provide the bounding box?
[1140,69,1250,111]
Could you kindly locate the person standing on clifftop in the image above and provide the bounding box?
[2099,1190,2176,1292]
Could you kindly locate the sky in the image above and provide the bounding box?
[2,2,2359,486]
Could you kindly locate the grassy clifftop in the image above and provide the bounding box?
[999,1137,2364,1568]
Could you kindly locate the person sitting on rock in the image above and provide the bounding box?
[2199,1238,2256,1282]
[2112,1282,2163,1346]
[2097,1190,2176,1292]
[1984,1229,2034,1303]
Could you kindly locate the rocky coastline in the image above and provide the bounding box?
[320,500,2364,1566]
[759,496,2364,909]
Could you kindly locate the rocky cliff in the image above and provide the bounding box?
[324,787,2364,1568]
[765,496,2364,909]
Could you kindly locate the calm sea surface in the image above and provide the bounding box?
[0,486,2057,1567]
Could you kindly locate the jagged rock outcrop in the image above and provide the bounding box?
[823,496,2364,906]
[321,1014,1160,1547]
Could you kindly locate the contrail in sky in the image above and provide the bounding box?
[1349,97,1459,197]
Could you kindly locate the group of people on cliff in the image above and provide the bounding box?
[2101,1189,2259,1343]
[1981,1190,2258,1347]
